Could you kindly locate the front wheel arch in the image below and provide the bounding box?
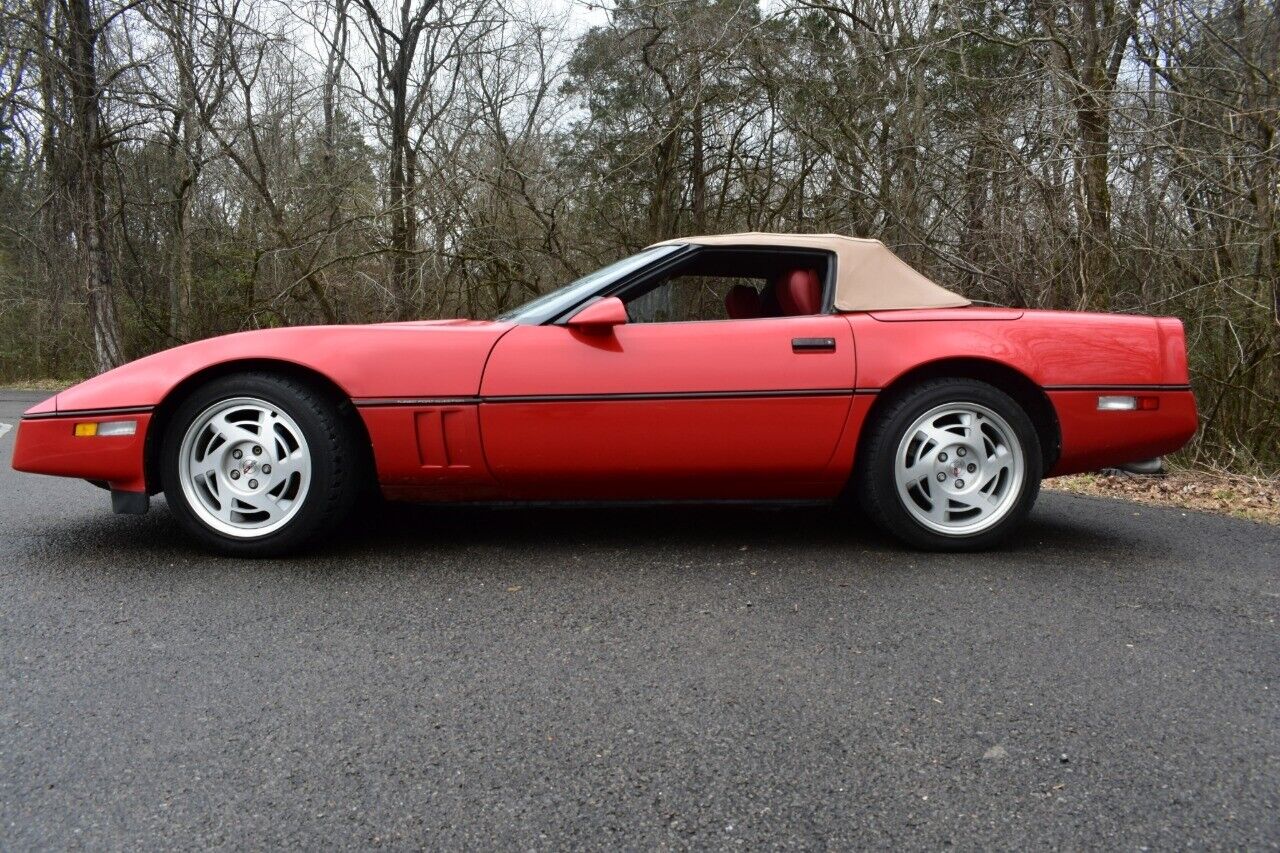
[144,359,374,496]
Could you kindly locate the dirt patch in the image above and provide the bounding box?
[1046,470,1280,525]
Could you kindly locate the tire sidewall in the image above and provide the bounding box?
[160,375,344,556]
[864,380,1042,551]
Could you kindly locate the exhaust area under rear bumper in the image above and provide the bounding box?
[1115,457,1165,475]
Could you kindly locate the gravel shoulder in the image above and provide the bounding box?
[1048,469,1280,525]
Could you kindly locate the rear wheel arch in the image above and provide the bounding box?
[144,359,374,495]
[858,358,1060,474]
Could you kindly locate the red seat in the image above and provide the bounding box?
[776,269,821,315]
[724,284,762,319]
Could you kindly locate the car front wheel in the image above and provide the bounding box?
[857,378,1042,550]
[160,373,363,556]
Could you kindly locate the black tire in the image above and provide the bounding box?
[160,373,364,556]
[855,378,1042,551]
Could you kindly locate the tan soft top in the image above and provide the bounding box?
[650,232,969,312]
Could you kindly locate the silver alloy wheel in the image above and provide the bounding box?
[893,402,1025,536]
[177,396,312,539]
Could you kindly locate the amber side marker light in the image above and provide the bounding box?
[73,420,138,437]
[1097,395,1159,411]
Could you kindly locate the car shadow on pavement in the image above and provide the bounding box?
[338,499,1132,556]
[25,493,1137,567]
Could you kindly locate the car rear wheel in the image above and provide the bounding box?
[856,378,1042,550]
[160,374,363,556]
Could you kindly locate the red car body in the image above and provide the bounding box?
[13,308,1197,503]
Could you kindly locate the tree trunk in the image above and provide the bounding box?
[322,0,347,227]
[387,55,413,320]
[171,189,193,340]
[66,0,125,372]
[691,99,706,234]
[36,0,67,375]
[170,16,197,341]
[648,128,680,243]
[1077,102,1112,309]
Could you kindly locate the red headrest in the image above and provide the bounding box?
[776,269,821,316]
[724,284,762,319]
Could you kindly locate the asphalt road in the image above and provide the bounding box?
[1,389,1277,850]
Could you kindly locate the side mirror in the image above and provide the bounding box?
[566,296,628,330]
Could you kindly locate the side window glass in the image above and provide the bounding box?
[625,276,767,323]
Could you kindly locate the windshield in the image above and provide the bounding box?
[497,245,683,324]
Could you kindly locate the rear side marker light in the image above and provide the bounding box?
[74,420,137,437]
[1097,395,1136,411]
[1097,395,1159,411]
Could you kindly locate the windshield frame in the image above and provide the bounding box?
[496,244,687,325]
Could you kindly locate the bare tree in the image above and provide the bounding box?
[0,0,1274,469]
[351,0,439,318]
[1033,0,1139,309]
[63,0,126,370]
[140,0,223,339]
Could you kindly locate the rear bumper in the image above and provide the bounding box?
[11,412,152,493]
[1047,389,1197,476]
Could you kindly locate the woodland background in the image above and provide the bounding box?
[0,0,1276,470]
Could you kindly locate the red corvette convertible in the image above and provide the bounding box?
[12,233,1197,555]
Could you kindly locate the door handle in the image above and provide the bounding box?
[792,337,836,352]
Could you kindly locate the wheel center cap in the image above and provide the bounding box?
[241,459,257,475]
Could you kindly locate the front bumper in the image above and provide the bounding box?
[11,412,152,494]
